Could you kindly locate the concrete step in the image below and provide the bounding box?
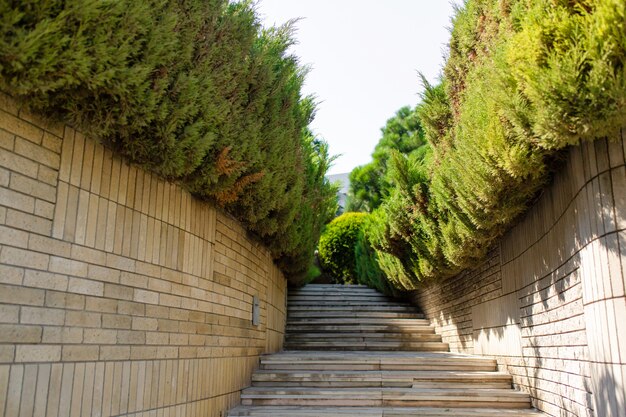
[288,289,378,296]
[229,406,544,416]
[252,370,513,389]
[289,291,385,298]
[240,387,531,408]
[288,297,411,307]
[287,295,400,306]
[286,332,442,341]
[289,304,424,310]
[289,292,393,297]
[286,325,436,334]
[294,284,371,288]
[286,318,432,325]
[289,294,392,300]
[260,352,498,372]
[288,311,423,319]
[284,341,449,351]
[290,284,370,290]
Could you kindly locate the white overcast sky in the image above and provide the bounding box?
[257,0,461,175]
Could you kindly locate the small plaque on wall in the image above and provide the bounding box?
[252,295,260,326]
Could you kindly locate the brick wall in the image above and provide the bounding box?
[0,93,287,417]
[412,131,626,417]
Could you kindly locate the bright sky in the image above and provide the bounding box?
[257,0,460,175]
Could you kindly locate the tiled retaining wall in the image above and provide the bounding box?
[0,93,287,417]
[412,131,626,417]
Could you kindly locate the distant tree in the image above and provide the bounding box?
[317,212,368,283]
[346,105,427,212]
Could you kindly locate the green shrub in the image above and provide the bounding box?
[506,0,626,148]
[354,214,396,294]
[0,0,338,281]
[317,212,367,284]
[356,0,626,290]
[304,265,322,284]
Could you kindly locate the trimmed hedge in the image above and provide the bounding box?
[354,213,396,295]
[317,212,367,284]
[0,0,337,282]
[357,0,626,290]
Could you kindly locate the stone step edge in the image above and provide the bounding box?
[252,370,512,378]
[228,406,544,416]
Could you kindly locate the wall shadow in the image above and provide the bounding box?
[407,135,626,417]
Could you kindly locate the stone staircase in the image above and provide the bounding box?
[228,284,542,416]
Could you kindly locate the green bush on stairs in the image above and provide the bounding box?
[317,212,368,284]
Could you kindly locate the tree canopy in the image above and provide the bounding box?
[346,105,428,212]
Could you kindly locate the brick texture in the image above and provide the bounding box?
[0,93,287,417]
[412,132,626,417]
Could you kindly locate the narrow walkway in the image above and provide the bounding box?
[228,284,543,416]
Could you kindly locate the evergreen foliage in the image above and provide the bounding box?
[304,264,322,284]
[317,212,367,284]
[346,106,427,212]
[0,0,337,282]
[356,0,626,290]
[354,214,395,295]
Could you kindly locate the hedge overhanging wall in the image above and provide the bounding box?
[412,133,626,417]
[0,0,337,283]
[0,94,288,416]
[358,0,626,289]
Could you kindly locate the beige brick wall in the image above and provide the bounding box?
[0,93,287,417]
[412,131,626,417]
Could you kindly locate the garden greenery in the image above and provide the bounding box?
[0,0,337,283]
[351,0,626,290]
[346,106,427,213]
[317,212,367,284]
